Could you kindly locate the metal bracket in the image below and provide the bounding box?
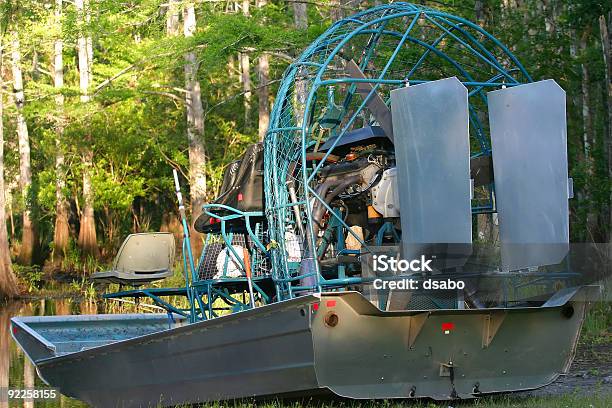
[482,312,506,348]
[470,178,474,199]
[439,363,452,377]
[406,312,428,348]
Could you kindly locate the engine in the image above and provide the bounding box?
[308,125,400,264]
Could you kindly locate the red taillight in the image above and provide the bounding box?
[326,300,336,307]
[312,303,320,311]
[11,325,17,335]
[442,322,454,334]
[238,193,243,201]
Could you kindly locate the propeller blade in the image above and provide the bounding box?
[347,60,493,187]
[345,60,394,142]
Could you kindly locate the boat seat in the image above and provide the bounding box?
[93,233,175,286]
[194,143,265,233]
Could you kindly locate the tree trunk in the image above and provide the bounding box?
[53,0,70,262]
[291,0,307,29]
[0,47,19,299]
[166,0,180,36]
[579,27,598,240]
[11,32,35,265]
[227,54,237,81]
[76,0,98,258]
[85,0,93,82]
[241,52,251,128]
[292,1,308,125]
[569,28,583,158]
[580,29,592,159]
[78,150,98,258]
[330,0,343,22]
[183,3,207,227]
[76,0,89,108]
[600,13,612,242]
[257,0,270,141]
[541,0,555,34]
[475,1,485,25]
[241,1,252,128]
[257,56,270,141]
[8,197,13,237]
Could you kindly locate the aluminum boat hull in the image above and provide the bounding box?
[11,288,593,407]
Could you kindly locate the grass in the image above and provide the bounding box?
[165,392,612,407]
[581,300,612,345]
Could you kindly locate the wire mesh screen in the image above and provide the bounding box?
[264,3,531,298]
[197,230,270,281]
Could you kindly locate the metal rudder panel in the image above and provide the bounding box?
[488,79,570,271]
[390,77,472,267]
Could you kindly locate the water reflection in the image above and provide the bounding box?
[1,297,140,408]
[1,302,19,408]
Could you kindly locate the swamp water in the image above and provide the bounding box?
[1,297,158,408]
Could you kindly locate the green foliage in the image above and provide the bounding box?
[581,301,612,344]
[92,159,146,211]
[13,264,43,292]
[0,0,610,273]
[69,276,97,300]
[60,239,88,273]
[37,168,60,212]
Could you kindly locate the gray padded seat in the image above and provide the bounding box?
[92,233,175,286]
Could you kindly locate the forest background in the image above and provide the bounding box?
[0,0,610,297]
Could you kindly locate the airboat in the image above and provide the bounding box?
[11,3,599,407]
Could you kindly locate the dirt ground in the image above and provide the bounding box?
[517,341,612,397]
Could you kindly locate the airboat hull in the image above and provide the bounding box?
[11,289,592,407]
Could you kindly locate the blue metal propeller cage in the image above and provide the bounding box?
[264,2,532,300]
[108,3,580,322]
